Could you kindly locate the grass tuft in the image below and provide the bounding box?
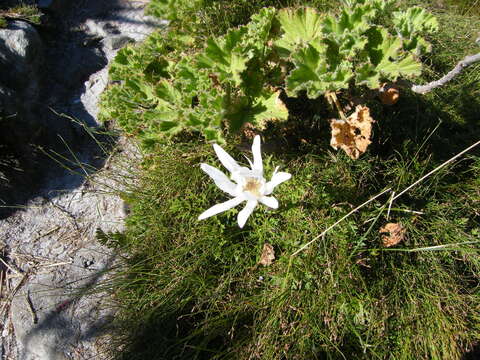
[97,0,480,359]
[101,137,480,359]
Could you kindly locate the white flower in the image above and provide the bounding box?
[198,135,292,228]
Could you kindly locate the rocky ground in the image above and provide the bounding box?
[0,1,163,359]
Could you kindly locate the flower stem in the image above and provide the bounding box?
[326,91,346,120]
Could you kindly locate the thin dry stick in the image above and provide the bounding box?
[0,269,4,299]
[410,53,480,94]
[25,291,38,324]
[0,272,29,319]
[43,262,72,268]
[33,226,61,242]
[0,258,19,275]
[392,139,480,202]
[382,240,480,252]
[386,191,395,221]
[393,209,424,215]
[292,188,391,256]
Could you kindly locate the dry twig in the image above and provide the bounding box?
[409,52,480,94]
[292,188,392,256]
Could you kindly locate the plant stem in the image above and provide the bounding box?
[326,92,346,120]
[392,139,480,202]
[402,52,480,94]
[292,188,392,257]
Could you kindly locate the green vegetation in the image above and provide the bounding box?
[102,142,480,360]
[0,4,42,27]
[97,0,480,358]
[100,0,438,147]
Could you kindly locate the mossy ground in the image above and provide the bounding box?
[98,0,480,359]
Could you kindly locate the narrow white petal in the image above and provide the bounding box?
[265,171,292,195]
[213,144,240,173]
[198,196,245,220]
[200,164,237,196]
[237,200,257,228]
[259,196,278,209]
[251,135,263,174]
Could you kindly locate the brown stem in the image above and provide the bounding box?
[326,91,346,120]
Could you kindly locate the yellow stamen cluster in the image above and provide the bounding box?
[243,178,263,198]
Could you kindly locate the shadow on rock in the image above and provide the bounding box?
[0,0,150,219]
[18,254,117,359]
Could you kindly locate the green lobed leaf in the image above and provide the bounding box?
[286,44,353,98]
[224,88,289,131]
[193,86,225,131]
[323,2,378,37]
[356,27,422,88]
[108,30,192,83]
[355,62,380,89]
[274,7,324,56]
[143,57,171,82]
[159,120,182,134]
[113,48,132,66]
[196,27,250,87]
[242,7,277,56]
[158,68,226,139]
[100,26,228,147]
[203,127,225,143]
[250,89,289,130]
[240,63,266,98]
[393,7,438,55]
[342,0,396,13]
[224,95,251,132]
[324,32,368,64]
[320,0,385,64]
[403,37,432,55]
[155,80,186,108]
[393,7,438,39]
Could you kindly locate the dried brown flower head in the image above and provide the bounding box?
[330,105,374,159]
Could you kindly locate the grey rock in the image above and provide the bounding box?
[0,21,44,208]
[85,20,121,38]
[0,85,17,115]
[101,34,134,51]
[0,21,43,101]
[0,20,40,58]
[37,0,73,12]
[0,1,161,359]
[37,0,55,8]
[6,167,128,360]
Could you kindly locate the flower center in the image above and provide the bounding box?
[243,177,263,198]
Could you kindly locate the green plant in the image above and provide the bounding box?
[96,0,480,359]
[0,5,42,26]
[100,141,480,360]
[100,0,438,149]
[146,0,204,24]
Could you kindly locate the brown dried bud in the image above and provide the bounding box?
[379,83,400,105]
